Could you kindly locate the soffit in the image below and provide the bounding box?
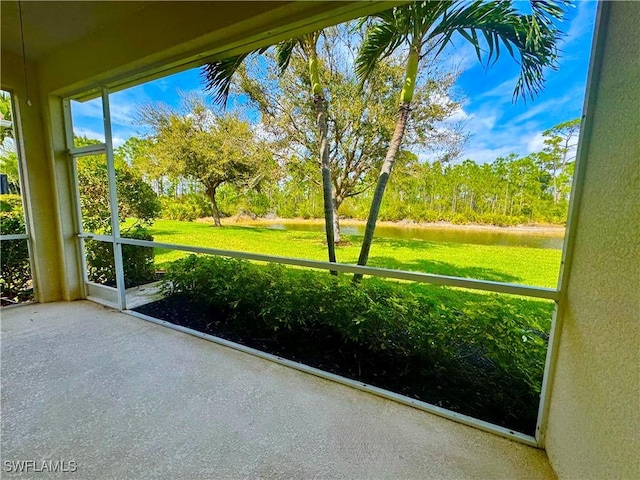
[1,1,154,61]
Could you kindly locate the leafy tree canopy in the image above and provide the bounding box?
[137,96,268,226]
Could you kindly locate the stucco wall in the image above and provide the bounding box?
[544,2,640,479]
[0,50,70,302]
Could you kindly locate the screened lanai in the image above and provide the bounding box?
[1,2,638,479]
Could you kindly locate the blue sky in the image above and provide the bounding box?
[70,0,597,165]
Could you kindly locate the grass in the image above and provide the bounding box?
[145,219,561,288]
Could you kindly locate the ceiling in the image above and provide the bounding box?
[1,1,154,61]
[2,1,399,97]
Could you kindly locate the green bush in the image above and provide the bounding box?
[162,255,550,395]
[0,194,32,301]
[86,226,156,288]
[0,194,22,213]
[160,194,211,221]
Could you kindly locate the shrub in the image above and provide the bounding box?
[0,194,22,213]
[160,194,211,221]
[162,255,550,395]
[77,156,161,232]
[0,194,32,301]
[85,226,156,288]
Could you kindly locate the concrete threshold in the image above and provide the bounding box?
[125,280,164,309]
[1,301,556,479]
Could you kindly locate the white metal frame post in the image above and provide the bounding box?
[0,90,37,302]
[102,88,127,310]
[66,97,120,307]
[63,99,89,292]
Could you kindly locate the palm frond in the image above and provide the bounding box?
[355,2,454,84]
[202,46,270,107]
[275,39,298,76]
[356,0,566,102]
[202,54,251,107]
[355,18,405,83]
[430,0,567,102]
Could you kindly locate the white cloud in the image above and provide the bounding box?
[440,40,478,73]
[564,0,597,47]
[71,93,140,142]
[109,102,136,127]
[479,75,520,101]
[526,132,546,154]
[70,98,102,118]
[448,106,471,122]
[511,95,570,124]
[72,127,125,148]
[73,127,105,143]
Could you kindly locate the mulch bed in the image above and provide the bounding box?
[134,294,538,435]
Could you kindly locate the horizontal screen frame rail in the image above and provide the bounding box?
[0,234,30,241]
[68,143,107,157]
[118,237,559,300]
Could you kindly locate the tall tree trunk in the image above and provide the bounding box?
[354,45,419,282]
[552,166,559,204]
[315,94,337,266]
[207,186,222,227]
[353,102,411,282]
[309,47,337,268]
[332,194,341,244]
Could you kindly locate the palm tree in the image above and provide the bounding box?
[202,32,338,266]
[352,0,567,281]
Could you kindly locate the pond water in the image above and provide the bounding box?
[248,221,565,250]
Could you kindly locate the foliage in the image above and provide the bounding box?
[137,97,267,226]
[539,118,581,204]
[369,135,578,225]
[0,150,20,194]
[0,193,22,213]
[218,25,463,241]
[203,30,339,263]
[356,1,567,102]
[85,226,156,288]
[162,255,552,397]
[148,115,577,226]
[0,91,13,142]
[76,153,161,233]
[0,92,19,194]
[76,143,160,288]
[0,194,31,301]
[159,194,212,221]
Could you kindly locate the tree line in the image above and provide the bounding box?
[121,116,577,228]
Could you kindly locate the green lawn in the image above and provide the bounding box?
[144,219,561,289]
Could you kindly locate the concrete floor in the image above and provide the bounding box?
[1,301,556,479]
[125,281,164,309]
